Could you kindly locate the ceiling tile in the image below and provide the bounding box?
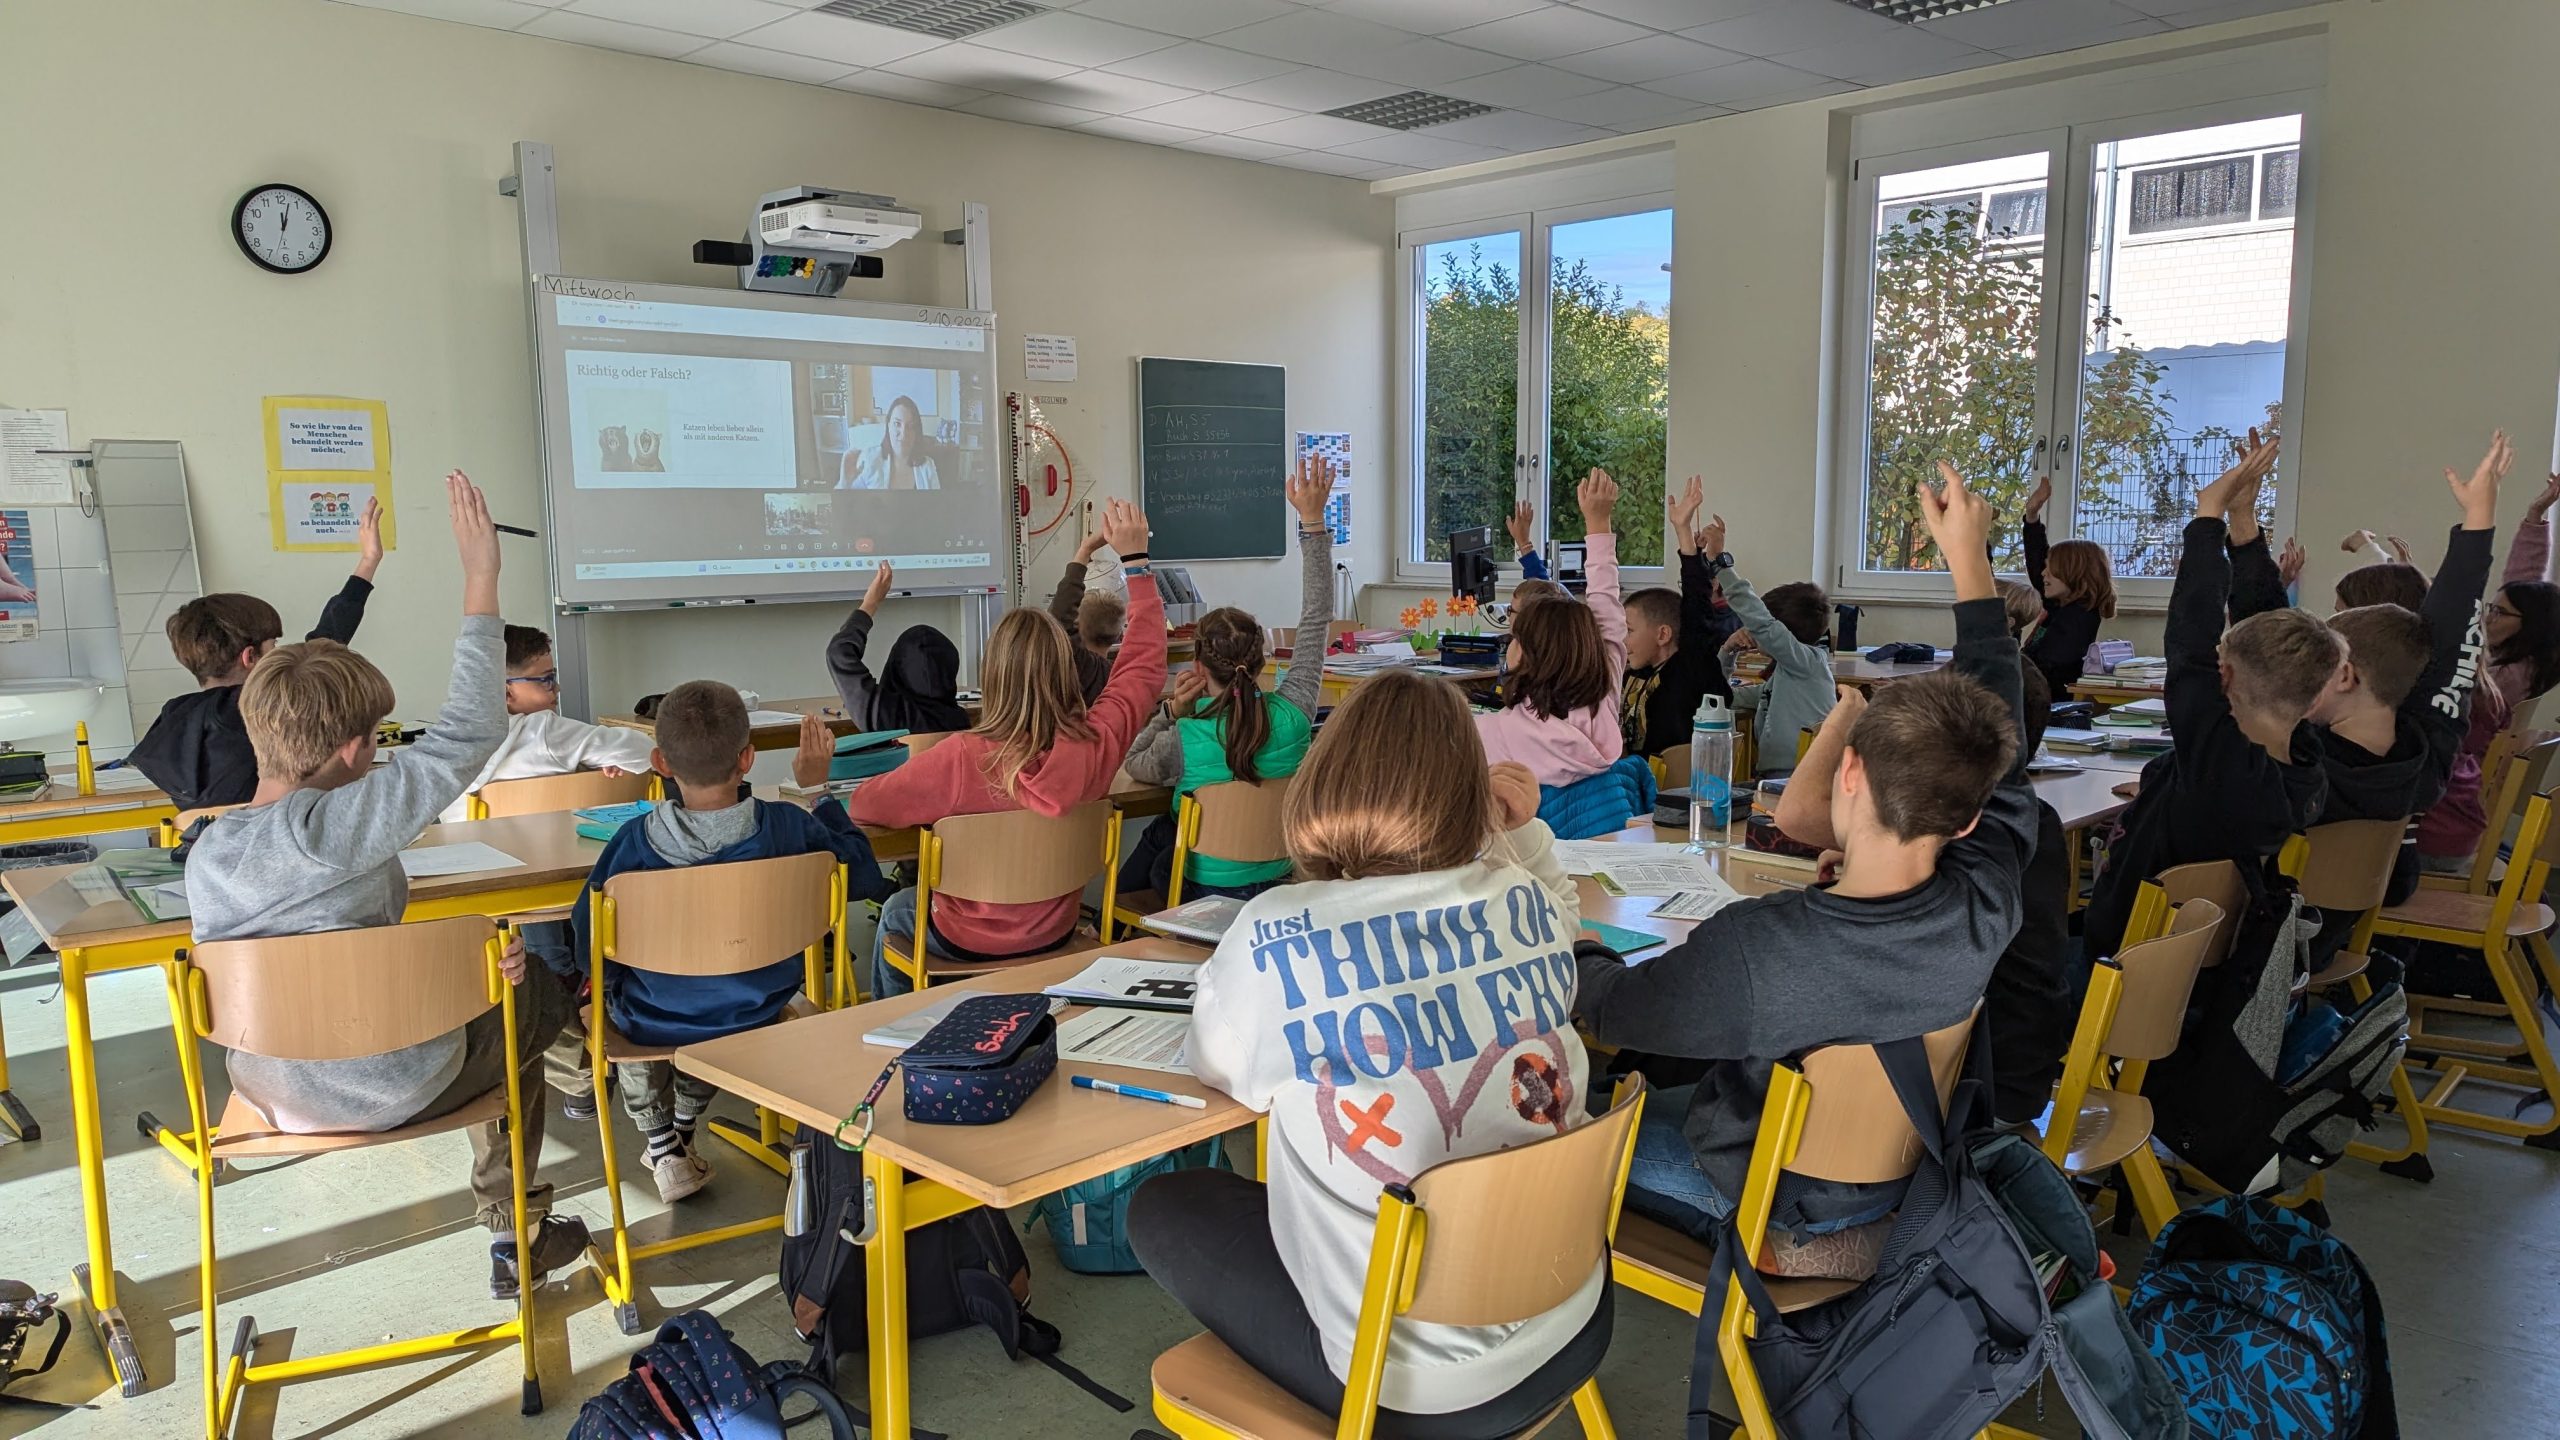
[1425,109,1614,151]
[1570,0,1781,26]
[742,10,943,66]
[1232,111,1386,148]
[1438,61,1614,107]
[1102,40,1299,88]
[2148,0,2327,18]
[685,40,857,81]
[518,10,704,57]
[1261,148,1391,176]
[1178,133,1302,159]
[1328,131,1506,167]
[1320,0,1549,35]
[956,93,1110,126]
[1442,6,1650,60]
[1992,15,2169,57]
[883,41,1078,85]
[1683,2,1905,57]
[1068,0,1299,38]
[1606,103,1728,133]
[1329,38,1517,86]
[827,67,988,105]
[1643,55,1830,104]
[1778,25,1986,83]
[969,11,1180,67]
[1123,91,1304,131]
[1217,65,1397,109]
[1073,114,1212,144]
[1217,9,1420,66]
[564,0,793,38]
[1551,34,1744,82]
[1522,83,1705,126]
[334,0,551,27]
[1018,67,1197,112]
[1921,0,2149,49]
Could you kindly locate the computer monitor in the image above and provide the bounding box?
[1448,525,1497,605]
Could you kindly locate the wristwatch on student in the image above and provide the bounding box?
[1703,551,1734,574]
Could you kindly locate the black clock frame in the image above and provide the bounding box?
[230,183,332,275]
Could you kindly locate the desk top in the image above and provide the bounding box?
[0,775,173,820]
[1830,652,1950,685]
[676,936,1244,1208]
[599,695,862,739]
[0,811,604,951]
[2033,765,2137,831]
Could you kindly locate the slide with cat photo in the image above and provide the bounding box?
[563,352,797,490]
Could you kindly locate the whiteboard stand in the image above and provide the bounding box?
[503,142,1005,713]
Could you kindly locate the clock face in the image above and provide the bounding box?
[232,184,331,274]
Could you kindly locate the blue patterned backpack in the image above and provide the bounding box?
[2128,1196,2398,1440]
[569,1311,858,1440]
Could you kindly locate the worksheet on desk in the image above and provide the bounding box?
[1057,1007,1193,1076]
[398,842,525,878]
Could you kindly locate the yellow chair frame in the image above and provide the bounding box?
[584,851,848,1334]
[162,917,539,1439]
[1110,778,1293,934]
[881,801,1122,995]
[1151,1089,1647,1440]
[2417,728,2557,896]
[155,804,242,848]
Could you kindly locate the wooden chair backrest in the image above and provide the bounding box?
[900,731,955,756]
[1399,1088,1644,1326]
[2105,898,2224,1061]
[932,800,1113,903]
[174,804,241,831]
[1657,743,1693,791]
[2527,790,2560,873]
[475,768,651,819]
[2293,818,2406,914]
[191,915,497,1061]
[2151,859,2246,965]
[1188,778,1293,864]
[601,850,837,977]
[1785,1011,1974,1185]
[2462,731,2560,887]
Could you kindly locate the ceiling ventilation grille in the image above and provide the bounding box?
[1829,0,2020,21]
[814,0,1050,42]
[1322,90,1500,131]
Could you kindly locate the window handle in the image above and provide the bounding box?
[1515,452,1528,472]
[2032,435,2049,475]
[2055,433,2074,465]
[1528,454,1543,472]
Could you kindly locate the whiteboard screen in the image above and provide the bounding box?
[531,276,1004,607]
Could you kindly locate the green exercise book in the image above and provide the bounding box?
[1580,919,1668,959]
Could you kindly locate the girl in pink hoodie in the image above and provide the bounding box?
[1477,469,1627,787]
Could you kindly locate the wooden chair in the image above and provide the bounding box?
[1113,777,1294,932]
[160,916,541,1437]
[2422,731,2560,895]
[899,731,955,757]
[1651,743,1694,792]
[583,850,846,1334]
[2038,898,2224,1236]
[2278,819,2445,1178]
[2120,858,2247,962]
[2372,789,2560,1145]
[468,767,655,820]
[1150,1087,1647,1440]
[155,804,241,848]
[882,800,1122,993]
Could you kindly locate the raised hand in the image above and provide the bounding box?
[2386,535,2414,565]
[1576,468,1618,531]
[2277,536,2306,589]
[1668,476,1704,537]
[1699,512,1727,560]
[862,560,895,615]
[355,495,386,581]
[2198,428,2280,522]
[1927,460,1996,598]
[2342,527,2385,556]
[2023,473,2053,523]
[1488,760,1539,832]
[2445,428,2511,530]
[1506,500,1535,555]
[1101,497,1151,556]
[447,470,500,616]
[791,713,833,791]
[2531,470,2560,522]
[1287,453,1333,527]
[1074,522,1107,563]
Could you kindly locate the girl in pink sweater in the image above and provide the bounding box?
[1476,469,1628,787]
[850,500,1167,997]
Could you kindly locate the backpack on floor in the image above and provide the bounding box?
[2128,1196,2398,1440]
[774,1125,1130,1414]
[2144,877,2314,1193]
[569,1310,858,1440]
[1025,1137,1223,1275]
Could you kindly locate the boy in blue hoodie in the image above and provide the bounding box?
[571,684,891,1202]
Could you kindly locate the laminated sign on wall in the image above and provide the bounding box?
[0,509,37,641]
[262,396,396,552]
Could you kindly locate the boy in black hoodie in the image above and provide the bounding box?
[129,500,382,809]
[825,560,969,734]
[2080,434,2346,964]
[1620,477,1736,757]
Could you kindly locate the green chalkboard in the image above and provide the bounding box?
[1137,357,1287,561]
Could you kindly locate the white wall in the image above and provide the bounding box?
[0,0,1393,715]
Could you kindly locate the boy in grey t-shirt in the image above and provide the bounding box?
[187,472,588,1297]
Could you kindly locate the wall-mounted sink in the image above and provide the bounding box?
[0,678,106,744]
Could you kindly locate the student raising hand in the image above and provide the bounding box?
[791,713,834,792]
[1102,497,1151,557]
[355,495,386,582]
[1668,476,1703,540]
[2022,472,2053,524]
[2445,428,2511,530]
[1488,760,1540,832]
[1506,500,1536,557]
[2196,428,2280,522]
[1927,460,1996,598]
[862,559,895,616]
[1577,468,1618,531]
[2278,536,2307,589]
[1287,452,1333,526]
[446,470,500,616]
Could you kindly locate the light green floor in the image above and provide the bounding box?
[0,959,2554,1437]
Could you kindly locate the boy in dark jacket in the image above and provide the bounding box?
[825,560,969,734]
[2080,434,2347,964]
[1986,666,2075,1125]
[1576,462,2035,1249]
[1620,477,1736,757]
[130,501,383,809]
[571,683,891,1203]
[1049,529,1119,704]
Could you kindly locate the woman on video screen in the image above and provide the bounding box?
[839,394,942,491]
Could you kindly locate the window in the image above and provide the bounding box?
[1402,197,1673,571]
[1834,88,2312,598]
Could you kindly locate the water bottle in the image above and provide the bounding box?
[1689,695,1736,852]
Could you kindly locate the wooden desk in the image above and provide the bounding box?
[600,695,866,753]
[2069,678,2163,708]
[1562,823,1821,949]
[677,936,1238,1440]
[770,769,1175,864]
[1831,652,1950,689]
[2,810,604,1399]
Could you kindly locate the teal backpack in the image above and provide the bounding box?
[829,730,911,782]
[1026,1138,1224,1274]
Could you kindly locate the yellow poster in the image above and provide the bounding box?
[262,395,395,552]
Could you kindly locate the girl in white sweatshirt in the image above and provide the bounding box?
[1131,669,1609,1438]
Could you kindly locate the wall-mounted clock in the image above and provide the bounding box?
[231,183,332,275]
